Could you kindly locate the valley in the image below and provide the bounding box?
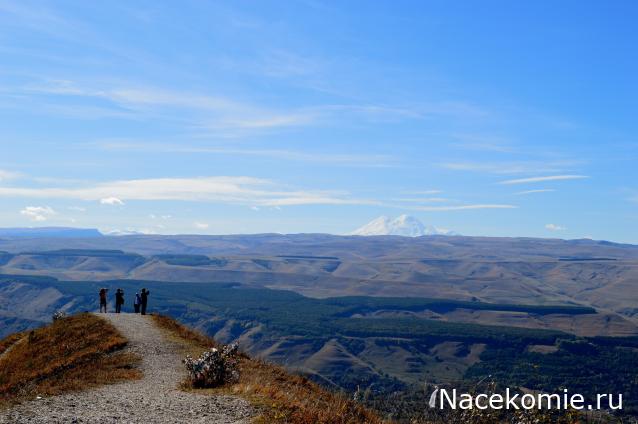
[1,234,638,416]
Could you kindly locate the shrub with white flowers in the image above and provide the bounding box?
[52,311,67,321]
[183,343,240,387]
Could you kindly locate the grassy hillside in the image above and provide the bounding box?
[0,313,383,423]
[151,314,381,424]
[0,313,141,408]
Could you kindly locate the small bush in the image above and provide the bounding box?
[52,311,67,321]
[183,344,240,387]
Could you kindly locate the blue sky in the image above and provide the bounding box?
[0,1,637,241]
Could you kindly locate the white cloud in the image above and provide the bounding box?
[194,222,209,229]
[394,197,451,203]
[0,176,375,207]
[23,80,480,136]
[0,176,517,214]
[443,162,581,175]
[0,170,21,182]
[67,206,86,211]
[96,141,397,168]
[515,189,556,195]
[215,112,314,129]
[24,81,316,132]
[401,190,442,195]
[449,133,515,153]
[545,223,566,231]
[261,195,377,207]
[412,204,517,212]
[100,196,125,206]
[499,175,588,185]
[20,206,56,222]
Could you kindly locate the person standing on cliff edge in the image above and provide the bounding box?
[134,292,141,313]
[115,288,124,313]
[99,288,108,313]
[140,288,150,315]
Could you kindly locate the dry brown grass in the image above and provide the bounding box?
[151,314,384,424]
[0,332,25,356]
[0,313,141,408]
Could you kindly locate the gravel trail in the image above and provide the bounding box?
[0,313,254,423]
[0,335,26,362]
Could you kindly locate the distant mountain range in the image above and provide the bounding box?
[350,214,458,237]
[0,227,103,238]
[0,217,457,239]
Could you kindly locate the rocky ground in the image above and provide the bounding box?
[0,313,254,423]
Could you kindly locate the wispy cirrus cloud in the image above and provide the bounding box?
[499,175,589,185]
[441,161,582,175]
[449,133,516,153]
[400,189,442,195]
[0,176,376,207]
[515,189,556,195]
[0,1,72,33]
[18,80,316,133]
[392,197,451,203]
[18,80,435,133]
[15,77,489,137]
[545,223,566,231]
[0,175,516,212]
[95,140,398,168]
[411,204,517,212]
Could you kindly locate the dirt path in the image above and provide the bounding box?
[0,313,254,423]
[0,335,26,363]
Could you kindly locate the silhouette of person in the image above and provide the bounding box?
[134,292,141,313]
[115,289,124,313]
[99,288,109,313]
[140,288,150,315]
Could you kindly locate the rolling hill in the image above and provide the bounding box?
[1,234,637,332]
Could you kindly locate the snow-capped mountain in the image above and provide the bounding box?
[102,229,147,236]
[349,215,458,237]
